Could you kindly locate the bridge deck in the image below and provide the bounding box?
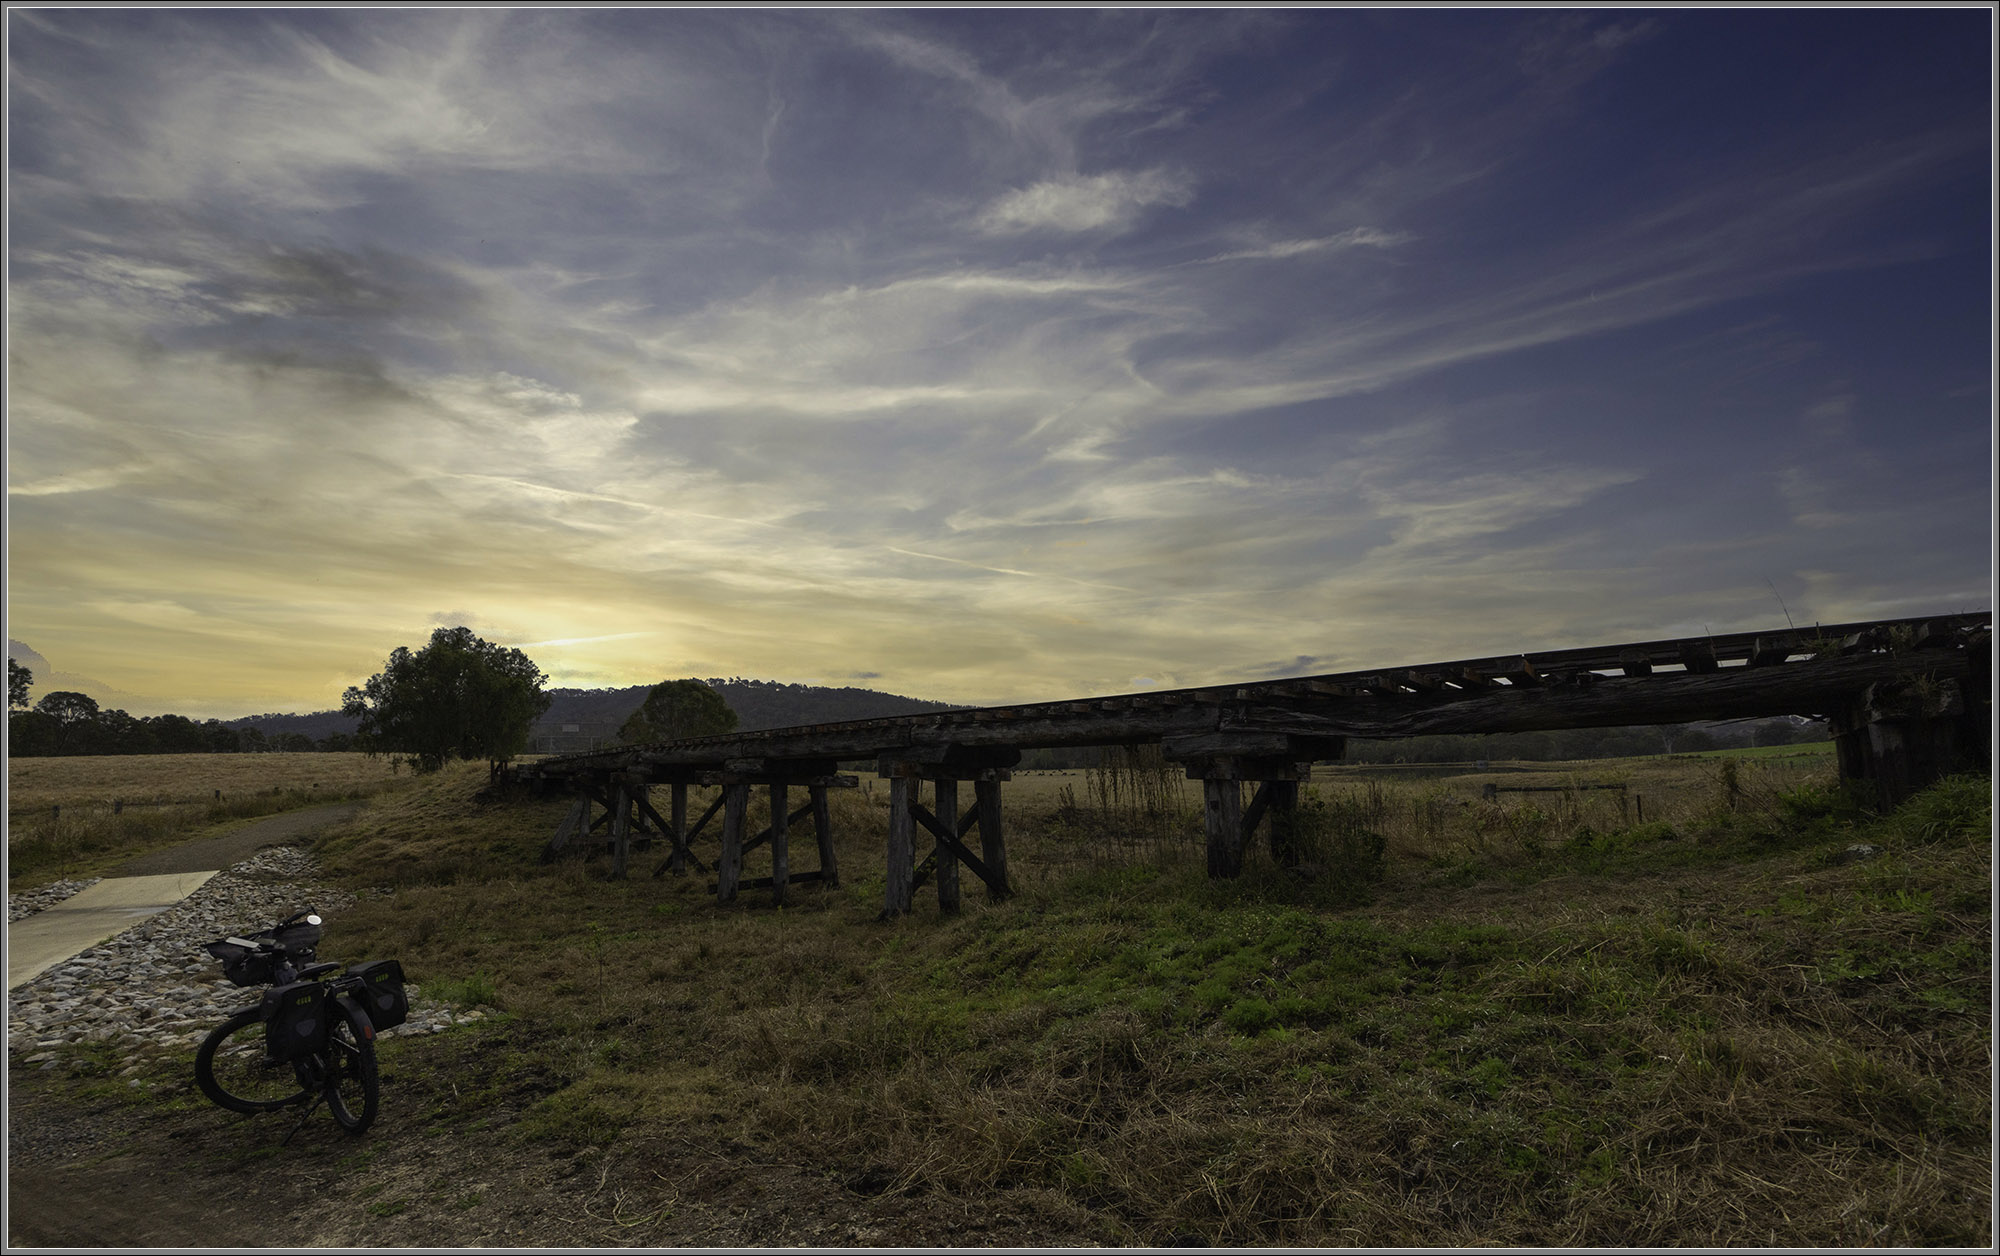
[505,612,1989,910]
[513,613,1988,776]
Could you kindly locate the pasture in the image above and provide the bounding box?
[11,744,1989,1246]
[5,752,410,887]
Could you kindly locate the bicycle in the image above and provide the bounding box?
[193,907,407,1140]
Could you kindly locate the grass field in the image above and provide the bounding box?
[15,745,1990,1245]
[5,752,411,887]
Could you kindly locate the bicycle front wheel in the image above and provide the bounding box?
[322,1004,379,1134]
[195,1008,310,1114]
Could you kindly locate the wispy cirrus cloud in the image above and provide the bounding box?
[976,168,1194,235]
[1187,227,1414,265]
[6,8,1988,714]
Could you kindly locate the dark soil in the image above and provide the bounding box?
[4,1068,1096,1248]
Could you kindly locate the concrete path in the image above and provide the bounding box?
[6,802,364,989]
[7,872,221,987]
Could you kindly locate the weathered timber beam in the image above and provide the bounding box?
[1163,732,1343,761]
[688,796,728,844]
[1747,636,1794,667]
[1220,651,1974,739]
[723,757,843,780]
[722,870,829,892]
[1241,780,1275,842]
[740,800,818,855]
[881,744,1023,771]
[540,794,591,861]
[895,706,1218,752]
[916,827,996,895]
[905,800,979,844]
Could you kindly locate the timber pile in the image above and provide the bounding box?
[506,613,1990,913]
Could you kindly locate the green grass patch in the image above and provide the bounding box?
[264,757,1994,1246]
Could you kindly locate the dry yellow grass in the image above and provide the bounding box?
[6,752,405,814]
[6,752,413,887]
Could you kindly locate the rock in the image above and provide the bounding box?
[6,847,368,1056]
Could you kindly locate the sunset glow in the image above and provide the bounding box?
[7,9,1992,718]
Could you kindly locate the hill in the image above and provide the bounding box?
[524,679,961,753]
[216,679,962,754]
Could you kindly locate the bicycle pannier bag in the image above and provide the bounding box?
[205,939,276,988]
[346,959,409,1031]
[261,980,332,1060]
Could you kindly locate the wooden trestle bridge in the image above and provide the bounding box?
[506,612,1991,917]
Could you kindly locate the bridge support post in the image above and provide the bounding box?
[934,777,960,914]
[880,747,1019,916]
[886,776,916,917]
[811,784,840,888]
[703,761,848,905]
[609,781,631,878]
[769,782,790,907]
[1202,778,1246,878]
[1166,734,1342,879]
[1829,675,1978,810]
[716,784,749,903]
[670,783,688,876]
[541,793,591,862]
[976,775,1008,901]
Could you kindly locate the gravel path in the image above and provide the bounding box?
[7,845,481,1062]
[108,801,364,877]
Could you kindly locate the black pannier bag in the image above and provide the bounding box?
[346,960,409,1031]
[204,939,277,988]
[261,980,332,1061]
[275,919,323,954]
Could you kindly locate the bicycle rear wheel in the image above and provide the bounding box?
[322,1004,379,1134]
[195,1008,310,1114]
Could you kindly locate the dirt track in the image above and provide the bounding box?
[106,803,364,877]
[5,1066,1093,1249]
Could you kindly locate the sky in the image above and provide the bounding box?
[5,7,1994,720]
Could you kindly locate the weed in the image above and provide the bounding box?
[426,969,501,1008]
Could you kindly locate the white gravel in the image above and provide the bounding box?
[8,878,102,922]
[7,847,486,1063]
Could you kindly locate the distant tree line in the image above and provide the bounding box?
[7,655,357,757]
[8,627,553,768]
[7,688,357,757]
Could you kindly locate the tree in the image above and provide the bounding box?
[342,626,554,773]
[8,658,31,710]
[619,678,739,744]
[33,690,100,754]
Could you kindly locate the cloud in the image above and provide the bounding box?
[1188,227,1413,265]
[4,10,1987,713]
[976,169,1193,235]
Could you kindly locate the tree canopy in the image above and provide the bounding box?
[341,626,553,773]
[8,658,31,710]
[619,678,739,744]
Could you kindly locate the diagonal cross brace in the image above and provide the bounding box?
[642,794,713,877]
[741,800,818,856]
[906,801,998,890]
